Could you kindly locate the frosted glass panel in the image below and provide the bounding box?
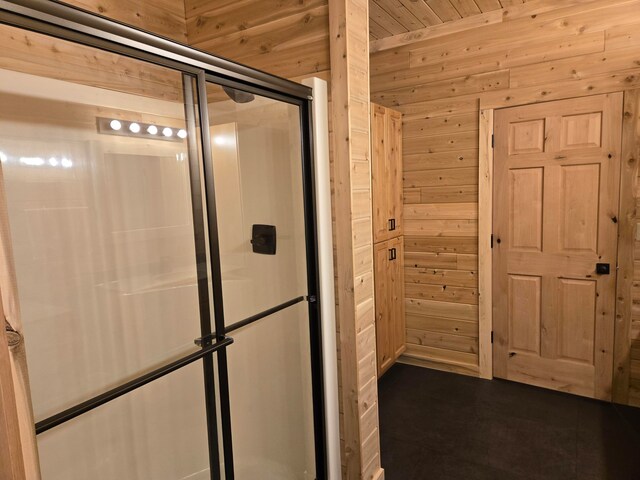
[37,362,210,480]
[0,37,205,421]
[207,85,308,324]
[206,84,315,480]
[227,302,315,480]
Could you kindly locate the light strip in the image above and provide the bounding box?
[96,117,187,143]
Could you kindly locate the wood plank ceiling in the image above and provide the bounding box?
[369,0,530,40]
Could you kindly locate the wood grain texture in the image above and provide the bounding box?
[0,162,40,479]
[0,297,26,480]
[0,24,184,102]
[329,0,383,478]
[370,0,640,398]
[478,108,493,380]
[492,93,622,400]
[618,90,640,404]
[61,0,187,42]
[185,0,330,80]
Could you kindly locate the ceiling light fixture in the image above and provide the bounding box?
[97,118,185,143]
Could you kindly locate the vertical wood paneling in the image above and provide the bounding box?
[371,0,640,403]
[330,0,383,478]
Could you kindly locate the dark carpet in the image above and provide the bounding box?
[378,363,640,480]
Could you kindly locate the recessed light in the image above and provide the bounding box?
[110,119,122,131]
[48,157,58,166]
[61,158,73,168]
[177,129,187,139]
[147,125,158,135]
[162,127,173,137]
[129,122,141,133]
[0,151,7,163]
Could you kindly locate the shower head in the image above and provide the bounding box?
[222,86,255,104]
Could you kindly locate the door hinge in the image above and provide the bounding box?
[491,134,494,148]
[491,331,494,344]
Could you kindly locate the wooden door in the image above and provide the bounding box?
[387,110,403,237]
[372,104,390,244]
[375,241,393,374]
[371,104,403,243]
[375,237,406,375]
[493,93,623,400]
[389,236,406,360]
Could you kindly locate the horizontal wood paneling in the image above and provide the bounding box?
[0,25,183,102]
[185,0,330,81]
[62,0,187,42]
[371,0,640,390]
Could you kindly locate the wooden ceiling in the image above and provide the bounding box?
[369,0,530,40]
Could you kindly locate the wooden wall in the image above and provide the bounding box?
[62,0,187,42]
[0,0,187,102]
[370,0,640,398]
[628,92,640,406]
[329,0,383,477]
[184,0,330,82]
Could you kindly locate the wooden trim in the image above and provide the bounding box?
[398,353,479,377]
[613,89,640,404]
[0,163,40,479]
[0,294,26,480]
[478,108,494,380]
[369,9,502,53]
[368,0,602,53]
[329,0,383,478]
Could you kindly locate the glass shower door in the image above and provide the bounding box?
[0,11,325,480]
[0,23,221,480]
[205,82,320,480]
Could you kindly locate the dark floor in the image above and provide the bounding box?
[378,364,640,480]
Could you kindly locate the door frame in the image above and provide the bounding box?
[477,91,640,402]
[0,1,331,478]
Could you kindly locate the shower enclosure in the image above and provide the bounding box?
[0,1,329,479]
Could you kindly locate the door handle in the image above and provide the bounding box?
[388,218,396,231]
[388,248,397,261]
[595,263,610,275]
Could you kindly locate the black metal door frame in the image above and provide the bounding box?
[0,1,327,479]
